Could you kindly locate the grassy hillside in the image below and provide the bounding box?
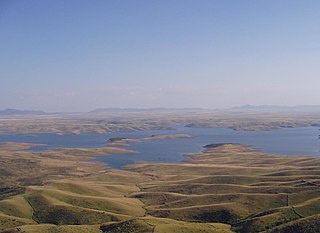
[1,142,320,232]
[127,144,320,232]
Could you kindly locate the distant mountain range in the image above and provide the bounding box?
[89,107,207,113]
[230,105,320,111]
[0,109,47,115]
[0,108,207,116]
[1,105,320,116]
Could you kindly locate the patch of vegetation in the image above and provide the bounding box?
[100,219,153,233]
[25,192,125,225]
[0,187,26,201]
[267,214,320,233]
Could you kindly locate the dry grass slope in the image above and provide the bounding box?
[1,142,320,232]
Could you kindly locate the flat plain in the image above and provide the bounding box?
[1,108,320,135]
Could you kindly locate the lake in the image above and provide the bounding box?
[0,126,319,169]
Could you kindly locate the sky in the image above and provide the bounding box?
[0,0,320,112]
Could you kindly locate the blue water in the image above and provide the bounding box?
[0,127,319,169]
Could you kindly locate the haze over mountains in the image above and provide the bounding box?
[0,108,207,115]
[230,105,320,112]
[1,105,320,116]
[0,109,47,116]
[90,107,207,113]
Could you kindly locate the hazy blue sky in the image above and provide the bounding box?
[1,0,320,112]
